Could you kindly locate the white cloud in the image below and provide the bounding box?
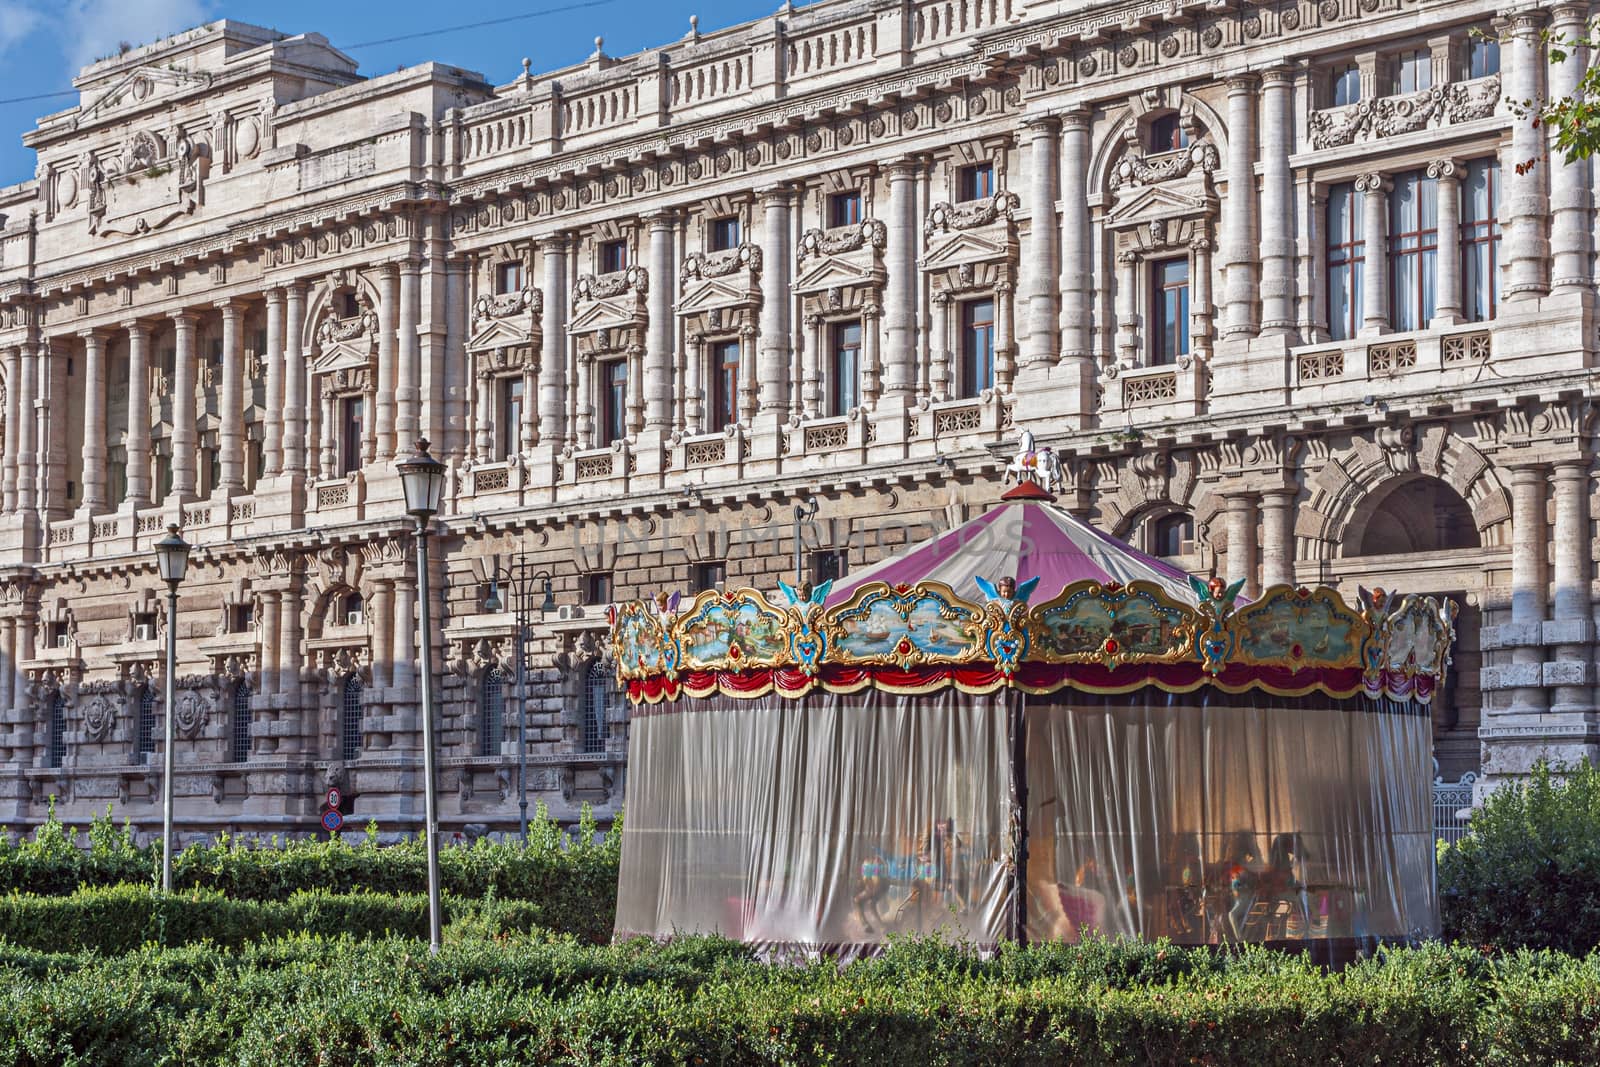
[57,0,217,72]
[0,1,43,52]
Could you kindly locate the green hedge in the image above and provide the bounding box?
[0,935,1596,1065]
[0,884,553,954]
[1441,761,1600,955]
[0,801,619,943]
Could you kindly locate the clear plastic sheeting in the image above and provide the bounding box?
[615,688,1014,955]
[1025,691,1437,948]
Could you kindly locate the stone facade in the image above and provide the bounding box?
[0,1,1593,837]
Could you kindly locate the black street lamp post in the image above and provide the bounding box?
[482,553,556,843]
[152,524,191,894]
[397,439,447,954]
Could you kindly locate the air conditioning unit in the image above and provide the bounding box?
[345,610,364,627]
[134,623,155,642]
[53,632,70,650]
[556,604,584,622]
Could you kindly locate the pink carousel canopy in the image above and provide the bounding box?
[827,484,1199,607]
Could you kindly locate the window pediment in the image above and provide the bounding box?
[1105,184,1215,231]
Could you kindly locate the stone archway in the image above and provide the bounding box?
[1322,469,1502,781]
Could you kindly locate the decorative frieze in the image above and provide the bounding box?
[1308,76,1501,150]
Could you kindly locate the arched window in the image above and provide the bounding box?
[341,675,363,762]
[231,681,252,764]
[1152,514,1195,559]
[480,666,505,757]
[581,661,611,754]
[137,686,157,758]
[48,694,67,768]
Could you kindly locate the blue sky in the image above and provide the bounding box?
[0,0,789,185]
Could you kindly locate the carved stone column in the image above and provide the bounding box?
[738,324,759,422]
[860,303,882,409]
[1060,108,1092,361]
[799,314,821,416]
[575,352,594,448]
[260,591,281,700]
[645,211,675,430]
[373,265,398,461]
[520,365,537,454]
[123,321,151,508]
[277,577,304,743]
[1115,250,1139,366]
[1428,160,1463,326]
[39,340,65,517]
[319,388,337,481]
[1019,115,1060,367]
[16,340,36,516]
[283,283,308,479]
[397,259,422,451]
[445,257,472,458]
[262,292,284,476]
[685,334,704,434]
[1225,492,1259,598]
[1222,75,1260,338]
[1355,173,1390,336]
[1507,464,1549,715]
[1259,67,1295,336]
[1258,490,1296,589]
[1548,461,1593,714]
[169,312,198,501]
[78,331,108,513]
[1549,4,1593,290]
[1190,235,1214,362]
[994,281,1017,392]
[218,301,245,494]
[391,575,416,699]
[474,371,494,462]
[757,186,792,413]
[539,237,568,445]
[366,579,392,692]
[928,296,951,402]
[884,160,919,398]
[1504,9,1551,301]
[1,346,17,513]
[626,343,646,436]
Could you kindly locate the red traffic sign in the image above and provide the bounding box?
[321,808,344,833]
[325,787,342,810]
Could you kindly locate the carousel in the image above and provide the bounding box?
[609,440,1453,959]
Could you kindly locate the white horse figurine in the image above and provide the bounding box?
[1002,430,1064,493]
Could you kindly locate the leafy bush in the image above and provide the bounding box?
[0,885,567,953]
[0,935,1595,1065]
[0,802,620,942]
[1440,760,1600,954]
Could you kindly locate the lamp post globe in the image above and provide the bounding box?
[152,524,190,894]
[397,438,447,519]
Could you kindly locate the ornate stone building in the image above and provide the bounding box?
[0,0,1593,838]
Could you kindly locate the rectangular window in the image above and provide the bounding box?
[711,340,740,431]
[957,163,995,202]
[1394,49,1431,93]
[132,612,157,643]
[248,432,264,491]
[108,448,127,507]
[339,396,363,475]
[1461,158,1501,323]
[830,322,861,416]
[1326,183,1365,341]
[584,571,614,605]
[230,603,254,634]
[695,560,727,591]
[498,376,524,460]
[828,191,862,228]
[960,299,996,398]
[1150,259,1190,366]
[809,549,847,586]
[599,239,629,273]
[601,359,627,445]
[1467,37,1499,79]
[1149,114,1189,152]
[496,261,524,294]
[709,216,741,251]
[1331,64,1361,107]
[1389,170,1438,332]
